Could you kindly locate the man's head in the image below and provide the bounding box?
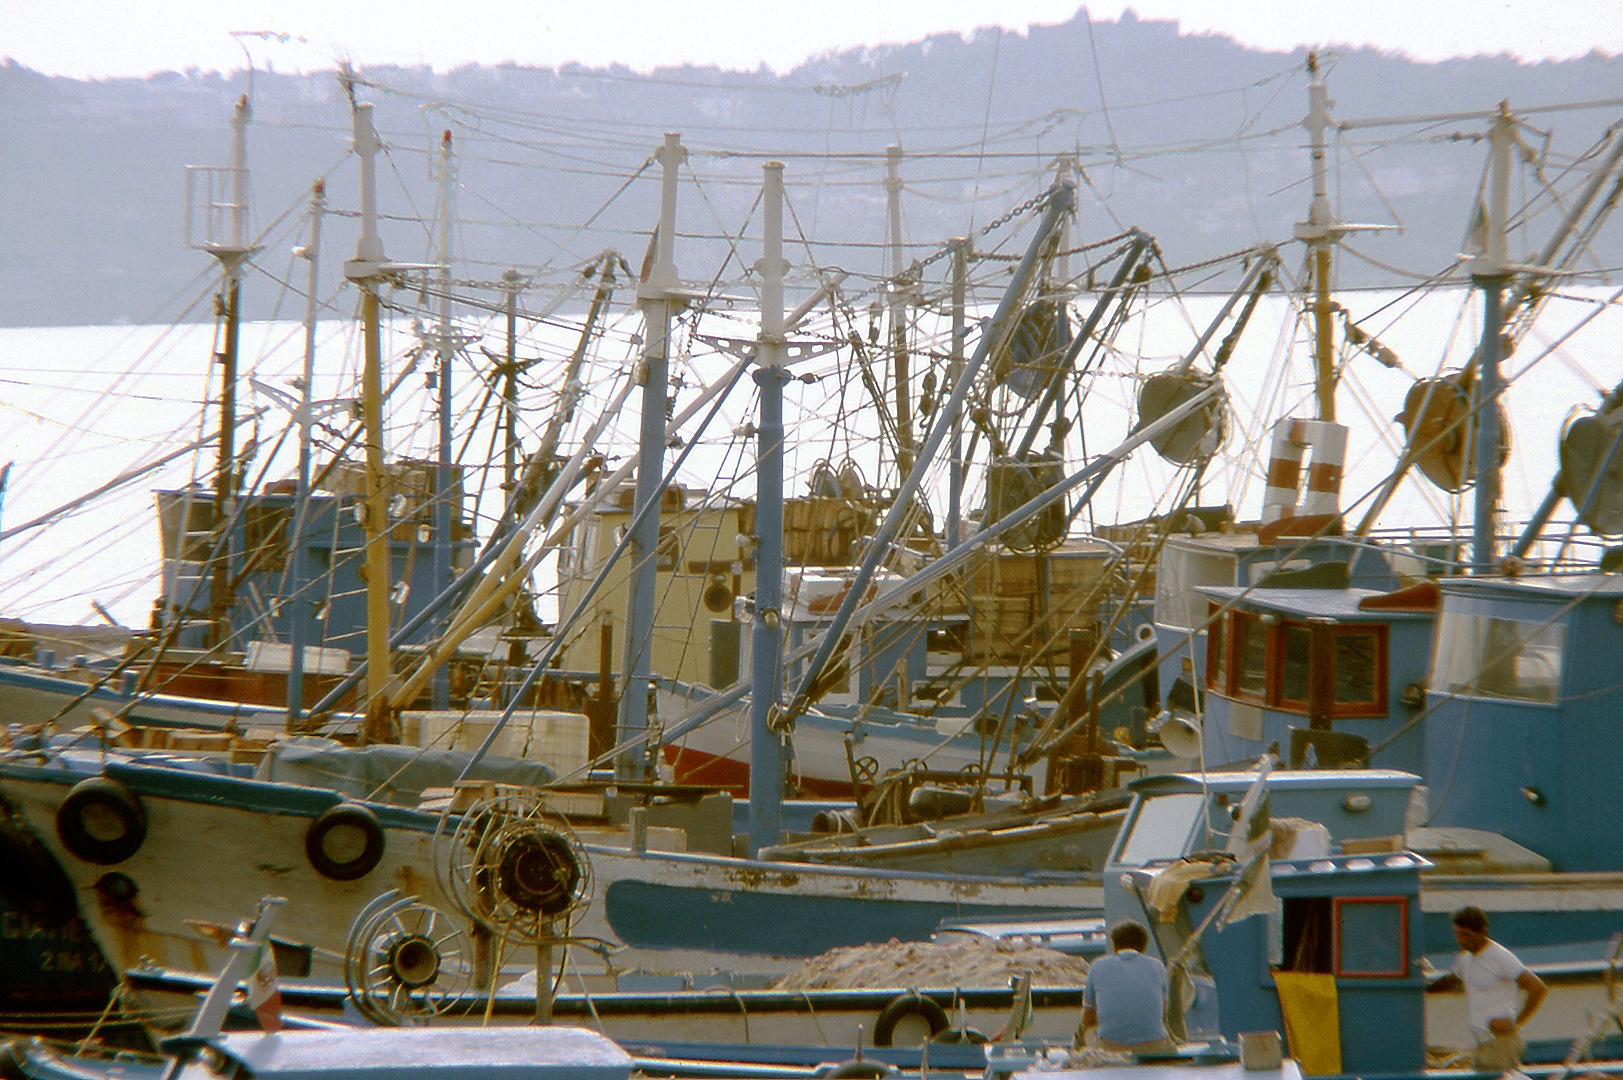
[1110,919,1149,953]
[1452,906,1489,953]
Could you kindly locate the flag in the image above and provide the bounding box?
[245,942,283,1032]
[1217,756,1274,928]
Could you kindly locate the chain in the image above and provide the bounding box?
[980,186,1054,238]
[899,186,1062,284]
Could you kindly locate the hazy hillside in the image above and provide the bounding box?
[2,8,1620,326]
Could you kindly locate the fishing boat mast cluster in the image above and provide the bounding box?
[5,49,1623,1071]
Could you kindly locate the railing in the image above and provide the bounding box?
[183,165,248,251]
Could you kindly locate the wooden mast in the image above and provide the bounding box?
[205,94,253,647]
[343,96,396,741]
[1300,53,1339,424]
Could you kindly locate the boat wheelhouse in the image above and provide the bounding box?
[1424,572,1623,873]
[1149,529,1402,714]
[1194,582,1438,773]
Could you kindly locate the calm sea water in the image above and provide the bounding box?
[2,284,1619,627]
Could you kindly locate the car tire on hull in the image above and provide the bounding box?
[55,777,147,866]
[305,803,385,881]
[872,992,949,1047]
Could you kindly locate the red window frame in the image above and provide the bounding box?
[1206,603,1229,691]
[1274,621,1314,714]
[1230,611,1269,704]
[1326,624,1388,718]
[1332,895,1409,978]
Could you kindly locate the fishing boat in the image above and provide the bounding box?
[9,49,1623,1065]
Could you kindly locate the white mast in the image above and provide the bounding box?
[285,179,324,728]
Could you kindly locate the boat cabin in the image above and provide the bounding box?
[1194,583,1437,773]
[1102,772,1428,1076]
[1150,532,1401,714]
[1423,573,1623,872]
[152,465,478,705]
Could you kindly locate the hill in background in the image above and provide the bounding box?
[2,8,1620,326]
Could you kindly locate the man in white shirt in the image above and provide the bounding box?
[1445,905,1547,1071]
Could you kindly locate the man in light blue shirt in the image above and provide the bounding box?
[1079,920,1176,1054]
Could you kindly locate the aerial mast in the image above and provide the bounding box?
[431,129,456,710]
[285,179,324,728]
[1471,104,1515,572]
[196,93,254,646]
[748,160,790,854]
[619,133,687,781]
[1296,53,1339,423]
[344,95,397,740]
[885,146,915,478]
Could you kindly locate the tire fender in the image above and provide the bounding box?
[55,776,147,866]
[819,1062,893,1080]
[305,803,385,881]
[872,992,949,1047]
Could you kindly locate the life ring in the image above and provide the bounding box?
[56,776,147,866]
[872,992,949,1047]
[305,803,385,881]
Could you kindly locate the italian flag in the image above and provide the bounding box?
[245,943,283,1032]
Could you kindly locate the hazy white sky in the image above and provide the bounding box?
[7,1,1620,79]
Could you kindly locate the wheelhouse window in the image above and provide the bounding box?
[1233,613,1267,701]
[1114,792,1205,866]
[243,504,291,573]
[1433,608,1565,704]
[1206,612,1387,718]
[1333,896,1409,977]
[1279,624,1312,709]
[1332,629,1382,712]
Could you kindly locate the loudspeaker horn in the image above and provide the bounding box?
[1156,712,1203,759]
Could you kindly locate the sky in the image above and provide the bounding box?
[6,1,1621,80]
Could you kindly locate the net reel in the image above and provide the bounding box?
[435,792,593,945]
[343,889,475,1025]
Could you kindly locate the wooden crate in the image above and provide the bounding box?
[966,549,1111,661]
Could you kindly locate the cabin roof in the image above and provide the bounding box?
[1129,769,1420,795]
[1161,532,1367,557]
[1194,585,1430,621]
[1436,572,1623,601]
[208,1028,632,1080]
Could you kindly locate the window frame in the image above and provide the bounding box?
[1230,610,1269,704]
[1274,621,1314,713]
[1206,602,1229,691]
[1332,895,1409,978]
[1326,624,1388,718]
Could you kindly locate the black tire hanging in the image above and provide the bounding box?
[305,803,385,881]
[55,776,147,866]
[872,992,950,1047]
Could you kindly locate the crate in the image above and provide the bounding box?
[966,550,1110,661]
[783,498,876,565]
[402,709,589,777]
